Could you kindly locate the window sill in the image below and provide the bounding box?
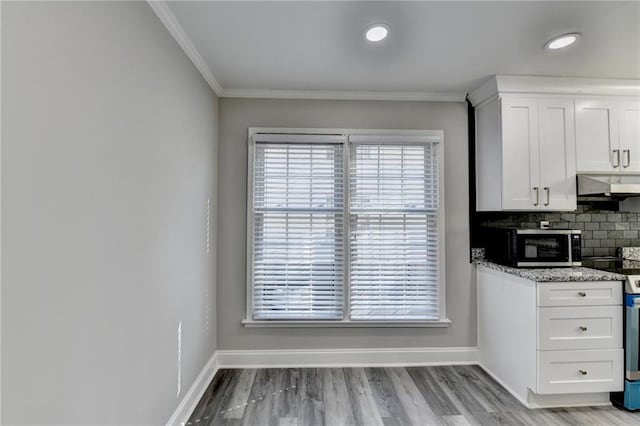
[242,319,452,328]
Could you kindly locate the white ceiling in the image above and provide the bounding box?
[164,1,640,99]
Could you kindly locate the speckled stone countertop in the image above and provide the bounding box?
[475,261,626,282]
[623,259,640,270]
[622,247,640,261]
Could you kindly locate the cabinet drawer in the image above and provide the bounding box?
[537,349,623,394]
[538,306,622,350]
[537,281,622,307]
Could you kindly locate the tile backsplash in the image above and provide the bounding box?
[475,203,640,257]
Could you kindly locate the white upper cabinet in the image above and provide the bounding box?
[575,100,640,173]
[470,76,640,212]
[475,95,576,211]
[618,101,640,172]
[575,100,619,173]
[538,99,576,210]
[501,97,540,210]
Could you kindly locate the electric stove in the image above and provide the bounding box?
[586,256,640,410]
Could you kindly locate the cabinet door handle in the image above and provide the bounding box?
[613,149,620,168]
[533,187,539,207]
[544,187,550,206]
[579,369,588,376]
[579,326,588,332]
[578,291,587,297]
[624,149,631,168]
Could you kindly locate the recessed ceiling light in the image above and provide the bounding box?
[545,33,580,51]
[365,24,389,42]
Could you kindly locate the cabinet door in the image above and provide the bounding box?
[501,97,540,210]
[618,101,640,172]
[575,100,619,172]
[538,99,576,210]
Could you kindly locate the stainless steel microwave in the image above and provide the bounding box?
[483,228,582,268]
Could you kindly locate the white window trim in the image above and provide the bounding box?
[246,127,448,327]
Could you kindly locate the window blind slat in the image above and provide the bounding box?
[349,143,440,321]
[252,142,344,320]
[253,133,347,144]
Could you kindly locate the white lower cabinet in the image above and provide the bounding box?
[537,349,623,395]
[477,265,623,408]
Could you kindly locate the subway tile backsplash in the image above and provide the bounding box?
[475,203,640,257]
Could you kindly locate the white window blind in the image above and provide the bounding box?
[252,141,345,320]
[248,130,443,325]
[349,142,440,320]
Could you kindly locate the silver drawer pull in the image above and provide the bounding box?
[579,369,588,376]
[579,326,588,332]
[578,292,587,297]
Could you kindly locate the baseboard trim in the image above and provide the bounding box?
[216,347,479,369]
[526,390,612,409]
[166,351,219,426]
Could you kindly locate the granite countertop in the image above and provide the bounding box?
[623,259,640,270]
[622,247,640,261]
[475,260,626,282]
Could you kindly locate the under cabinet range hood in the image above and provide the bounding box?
[578,174,640,198]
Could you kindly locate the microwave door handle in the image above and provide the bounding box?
[569,234,573,263]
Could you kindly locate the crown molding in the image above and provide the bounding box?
[147,0,223,95]
[220,88,466,102]
[469,75,640,106]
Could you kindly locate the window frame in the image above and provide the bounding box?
[245,127,448,328]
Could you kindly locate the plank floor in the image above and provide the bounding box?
[186,365,640,425]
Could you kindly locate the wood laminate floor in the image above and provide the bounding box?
[186,365,640,425]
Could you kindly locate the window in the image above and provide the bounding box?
[247,129,445,325]
[251,137,345,320]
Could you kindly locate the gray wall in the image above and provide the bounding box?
[218,98,473,350]
[2,2,217,424]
